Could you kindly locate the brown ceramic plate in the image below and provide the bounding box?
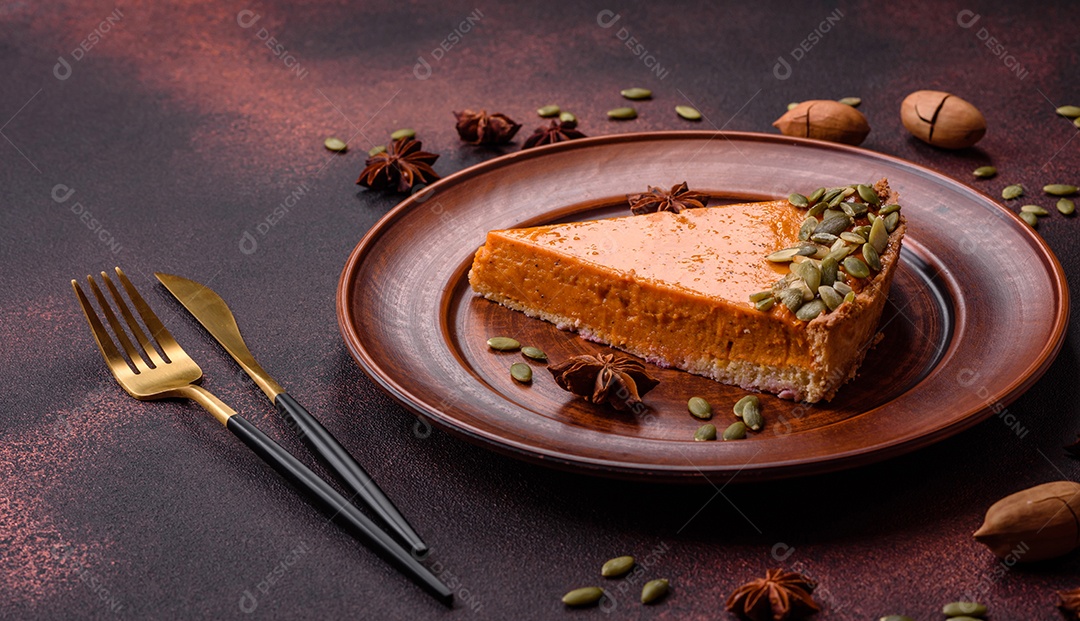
[337,131,1068,483]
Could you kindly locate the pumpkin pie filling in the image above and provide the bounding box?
[469,181,905,402]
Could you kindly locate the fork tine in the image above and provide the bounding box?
[114,267,183,356]
[87,274,149,371]
[72,279,130,373]
[101,270,167,367]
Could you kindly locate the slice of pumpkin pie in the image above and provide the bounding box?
[468,180,905,402]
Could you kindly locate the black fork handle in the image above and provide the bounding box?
[225,414,452,606]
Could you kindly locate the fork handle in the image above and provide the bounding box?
[224,414,453,606]
[275,393,428,555]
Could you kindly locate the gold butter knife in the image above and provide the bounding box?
[155,272,428,555]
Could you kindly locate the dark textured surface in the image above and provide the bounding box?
[1,1,1078,619]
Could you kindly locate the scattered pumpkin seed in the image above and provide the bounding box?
[675,105,702,121]
[722,421,747,440]
[787,102,800,111]
[510,362,532,383]
[840,231,866,244]
[798,218,818,241]
[788,193,809,207]
[688,396,713,420]
[795,299,826,321]
[640,578,669,604]
[324,137,347,152]
[862,243,881,271]
[1058,198,1075,215]
[869,218,889,252]
[778,288,804,312]
[741,401,764,431]
[853,224,873,238]
[607,107,638,120]
[973,166,997,179]
[878,203,901,215]
[867,211,877,224]
[1056,105,1080,118]
[838,97,862,107]
[694,423,718,441]
[843,256,870,279]
[521,346,547,361]
[754,297,775,312]
[807,187,826,205]
[733,395,760,417]
[1020,211,1038,227]
[562,587,604,606]
[806,202,826,218]
[823,208,847,221]
[1075,116,1080,129]
[942,601,987,617]
[487,336,521,351]
[820,255,839,287]
[856,184,879,205]
[1044,183,1078,196]
[884,211,900,233]
[1020,204,1049,216]
[833,281,853,295]
[601,555,635,577]
[1002,184,1024,200]
[819,285,844,310]
[368,145,387,156]
[842,186,857,198]
[559,111,577,124]
[537,105,561,117]
[390,128,416,141]
[620,87,652,100]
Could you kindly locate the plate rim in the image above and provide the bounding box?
[336,130,1070,481]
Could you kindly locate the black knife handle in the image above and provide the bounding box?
[225,415,452,605]
[274,392,428,555]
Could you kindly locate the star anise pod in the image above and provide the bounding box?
[521,119,587,150]
[357,137,440,193]
[1060,587,1080,619]
[1066,436,1080,460]
[454,109,521,145]
[726,569,820,621]
[627,182,708,215]
[548,353,660,410]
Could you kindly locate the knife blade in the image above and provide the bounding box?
[155,272,428,555]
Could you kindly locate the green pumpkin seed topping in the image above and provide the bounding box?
[760,182,898,319]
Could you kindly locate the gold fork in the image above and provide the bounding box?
[72,267,452,605]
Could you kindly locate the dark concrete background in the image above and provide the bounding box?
[2,1,1079,619]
